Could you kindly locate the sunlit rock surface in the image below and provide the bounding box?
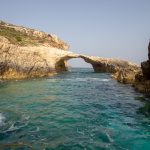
[0,21,71,79]
[80,55,140,84]
[0,21,140,85]
[0,36,79,79]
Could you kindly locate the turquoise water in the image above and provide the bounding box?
[0,68,150,150]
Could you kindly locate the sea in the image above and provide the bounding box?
[0,68,150,150]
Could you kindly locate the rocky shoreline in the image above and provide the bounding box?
[0,21,149,94]
[133,42,150,93]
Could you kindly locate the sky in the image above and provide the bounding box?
[0,0,150,67]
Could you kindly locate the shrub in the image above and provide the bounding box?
[16,36,22,42]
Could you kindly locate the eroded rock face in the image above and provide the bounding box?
[141,42,150,79]
[0,21,69,50]
[0,21,140,82]
[0,36,78,79]
[0,21,72,79]
[134,42,150,93]
[134,71,150,93]
[81,55,140,83]
[141,60,150,79]
[0,47,79,79]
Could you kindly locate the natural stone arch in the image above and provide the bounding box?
[55,54,95,72]
[55,54,140,84]
[55,54,80,72]
[55,59,67,72]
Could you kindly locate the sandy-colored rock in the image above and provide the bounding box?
[0,20,141,83]
[0,21,72,79]
[135,42,150,93]
[0,20,69,50]
[0,40,78,79]
[80,55,140,83]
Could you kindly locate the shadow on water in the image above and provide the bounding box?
[136,95,150,117]
[0,142,34,150]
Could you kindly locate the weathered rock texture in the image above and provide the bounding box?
[141,42,150,79]
[0,36,80,79]
[0,21,140,83]
[0,21,69,50]
[0,21,74,79]
[80,55,140,84]
[134,42,150,93]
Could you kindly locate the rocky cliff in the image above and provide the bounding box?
[0,20,142,88]
[0,21,69,50]
[80,55,140,84]
[134,42,150,93]
[0,21,73,79]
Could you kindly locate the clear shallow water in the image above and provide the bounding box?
[0,68,150,150]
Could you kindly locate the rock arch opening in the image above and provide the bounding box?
[55,56,93,72]
[68,58,92,68]
[55,59,68,72]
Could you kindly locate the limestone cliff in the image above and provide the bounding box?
[0,21,69,50]
[0,21,73,79]
[80,55,140,84]
[0,37,78,79]
[0,20,141,85]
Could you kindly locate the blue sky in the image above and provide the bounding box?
[0,0,150,67]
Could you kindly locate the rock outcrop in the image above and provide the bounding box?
[0,21,76,79]
[81,55,140,83]
[134,42,150,93]
[0,21,141,84]
[141,42,150,79]
[0,36,80,79]
[0,21,69,50]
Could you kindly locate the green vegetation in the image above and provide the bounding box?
[16,36,22,42]
[0,21,6,25]
[0,24,40,46]
[0,21,67,50]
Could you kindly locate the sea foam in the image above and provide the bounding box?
[0,113,5,126]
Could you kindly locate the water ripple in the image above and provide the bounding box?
[0,68,150,149]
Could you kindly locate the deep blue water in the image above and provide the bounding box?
[0,68,150,150]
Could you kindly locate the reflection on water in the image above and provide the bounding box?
[0,68,150,150]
